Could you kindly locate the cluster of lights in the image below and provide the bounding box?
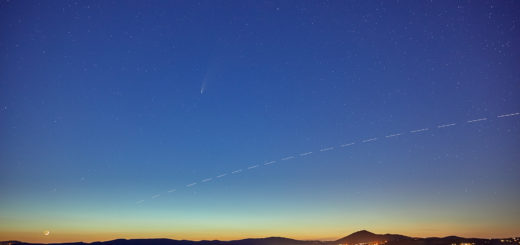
[500,238,520,244]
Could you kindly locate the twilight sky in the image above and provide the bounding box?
[1,0,519,243]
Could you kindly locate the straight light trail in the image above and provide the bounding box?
[264,161,276,165]
[385,133,401,138]
[437,123,456,128]
[137,111,519,204]
[498,112,519,118]
[362,138,377,143]
[410,128,429,133]
[467,118,487,123]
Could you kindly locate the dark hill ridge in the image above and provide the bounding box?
[1,230,519,245]
[336,230,410,244]
[1,237,325,245]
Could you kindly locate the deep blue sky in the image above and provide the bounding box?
[1,0,519,243]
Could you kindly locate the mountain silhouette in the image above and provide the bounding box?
[336,230,409,244]
[1,230,518,245]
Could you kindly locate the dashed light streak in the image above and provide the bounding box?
[498,112,519,118]
[138,112,519,204]
[385,133,401,138]
[437,123,456,128]
[264,161,276,165]
[320,147,334,152]
[362,138,377,143]
[467,118,487,123]
[410,128,429,133]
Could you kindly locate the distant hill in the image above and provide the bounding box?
[2,230,518,245]
[0,237,325,245]
[335,230,409,244]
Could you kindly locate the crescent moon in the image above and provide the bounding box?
[43,230,50,236]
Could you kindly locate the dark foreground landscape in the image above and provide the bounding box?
[2,230,519,245]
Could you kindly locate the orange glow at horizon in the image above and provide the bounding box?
[2,227,520,244]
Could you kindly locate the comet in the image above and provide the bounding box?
[200,80,206,94]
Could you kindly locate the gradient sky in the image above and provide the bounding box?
[1,0,520,243]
